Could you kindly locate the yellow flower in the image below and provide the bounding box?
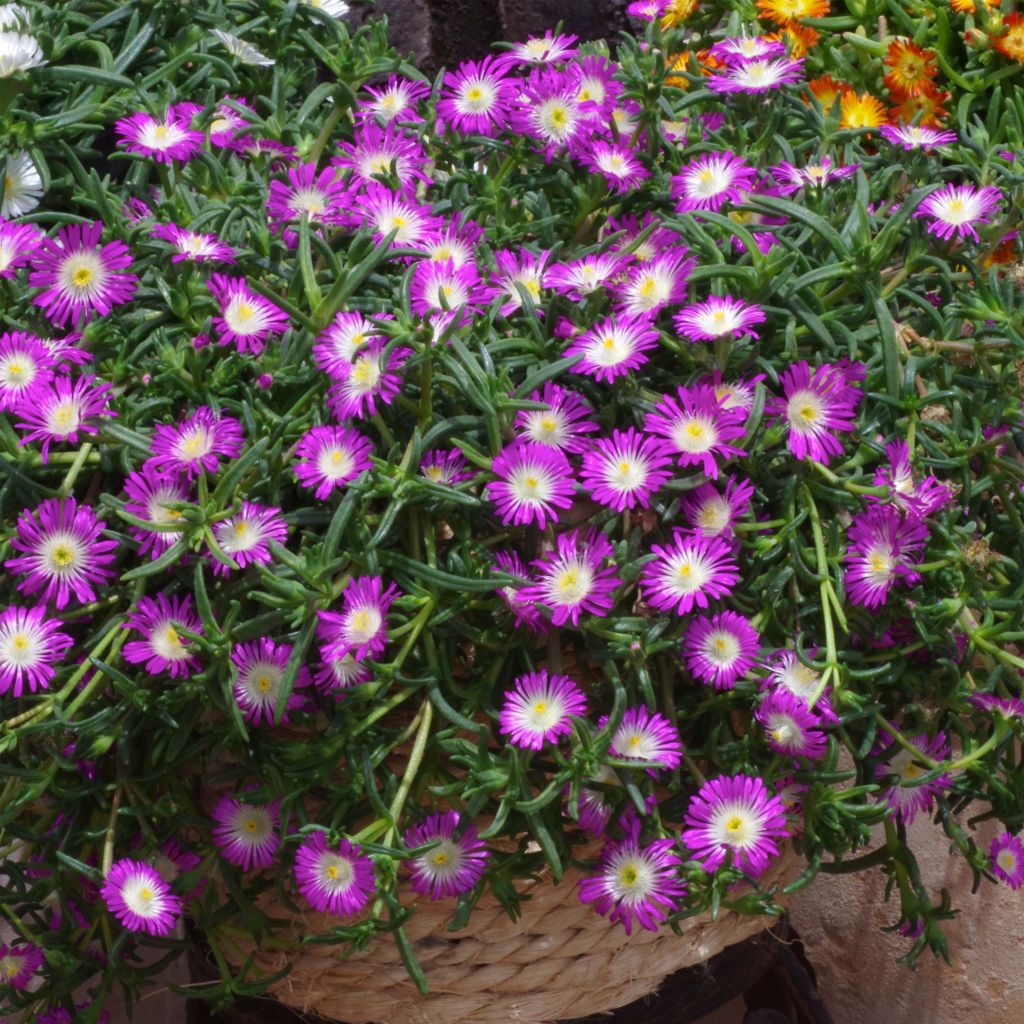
[660,0,698,29]
[839,90,888,130]
[756,0,829,26]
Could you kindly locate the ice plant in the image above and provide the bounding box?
[683,612,760,690]
[608,707,683,769]
[875,732,952,825]
[115,104,203,163]
[293,832,376,915]
[0,150,42,218]
[770,158,857,194]
[210,501,288,575]
[325,341,410,420]
[313,310,384,379]
[437,56,516,137]
[0,605,73,697]
[211,796,281,871]
[671,152,756,212]
[207,274,289,354]
[756,690,828,759]
[404,812,490,899]
[293,425,374,497]
[0,943,43,990]
[267,162,350,229]
[706,57,804,94]
[122,594,203,680]
[231,638,309,725]
[493,549,546,632]
[614,249,696,317]
[990,834,1024,890]
[679,476,755,537]
[318,575,399,663]
[674,296,765,342]
[879,124,956,150]
[580,428,675,512]
[101,859,181,937]
[513,382,598,453]
[565,313,659,382]
[0,218,43,277]
[420,448,472,485]
[486,441,575,528]
[147,406,245,478]
[845,506,929,610]
[769,361,862,464]
[0,330,53,410]
[641,531,740,615]
[150,222,236,263]
[499,670,587,749]
[914,183,1003,243]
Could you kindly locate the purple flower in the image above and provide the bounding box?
[507,31,578,65]
[880,123,957,150]
[545,251,626,300]
[14,373,115,461]
[580,428,675,512]
[682,774,789,876]
[671,152,757,213]
[914,183,1003,243]
[605,212,680,265]
[294,425,374,498]
[645,384,747,479]
[709,36,788,63]
[409,258,490,316]
[493,248,551,316]
[683,612,760,690]
[566,313,659,383]
[991,833,1024,890]
[0,606,73,697]
[325,341,411,420]
[333,121,430,193]
[641,531,740,615]
[420,448,472,485]
[146,406,245,478]
[578,819,686,934]
[211,796,281,871]
[294,832,376,916]
[845,506,929,610]
[356,75,430,125]
[7,496,118,609]
[770,158,858,195]
[318,575,400,663]
[437,56,516,137]
[614,249,696,317]
[579,140,650,192]
[123,594,203,679]
[207,95,256,147]
[359,183,441,248]
[0,330,55,411]
[122,467,190,557]
[571,54,623,116]
[499,670,587,749]
[521,528,621,627]
[486,441,575,529]
[207,274,289,355]
[39,1006,109,1024]
[969,693,1024,721]
[150,222,236,263]
[626,0,670,19]
[101,858,182,936]
[0,218,44,278]
[405,812,490,899]
[756,690,828,759]
[769,361,862,464]
[210,501,288,576]
[493,549,546,632]
[315,652,372,694]
[674,296,765,342]
[29,221,138,327]
[0,942,44,990]
[764,649,835,721]
[313,310,388,380]
[706,58,804,94]
[679,476,755,538]
[607,706,683,769]
[513,381,598,453]
[266,162,351,230]
[870,440,952,517]
[231,637,310,725]
[115,103,203,163]
[875,732,951,825]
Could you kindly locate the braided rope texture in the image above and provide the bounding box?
[230,846,798,1024]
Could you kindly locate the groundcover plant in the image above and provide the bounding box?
[2,0,1024,1018]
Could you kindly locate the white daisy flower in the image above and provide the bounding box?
[1,150,43,218]
[299,0,350,16]
[0,4,31,29]
[0,31,44,78]
[211,29,275,67]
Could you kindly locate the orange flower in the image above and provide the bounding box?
[665,52,692,89]
[992,13,1024,63]
[950,0,997,13]
[983,233,1018,270]
[696,48,727,72]
[767,24,821,58]
[883,39,939,98]
[755,0,830,26]
[805,74,844,111]
[889,85,951,128]
[839,89,888,129]
[660,0,698,29]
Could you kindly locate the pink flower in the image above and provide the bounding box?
[641,531,740,615]
[115,103,203,163]
[486,441,575,529]
[207,274,289,355]
[500,670,587,749]
[671,152,756,213]
[580,428,675,512]
[566,314,659,382]
[123,594,203,679]
[437,56,517,137]
[293,425,374,498]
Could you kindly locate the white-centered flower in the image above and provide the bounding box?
[57,251,109,303]
[0,30,45,77]
[672,414,719,454]
[701,629,741,668]
[786,389,824,434]
[2,150,43,218]
[211,29,275,67]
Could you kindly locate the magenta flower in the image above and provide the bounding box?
[486,441,575,529]
[769,361,862,464]
[608,707,683,769]
[571,55,623,116]
[709,36,788,63]
[211,796,281,871]
[756,690,828,759]
[123,594,203,680]
[875,732,951,825]
[420,448,472,485]
[764,649,835,721]
[294,832,376,916]
[267,162,350,229]
[614,249,696,317]
[7,496,117,609]
[869,440,952,517]
[680,476,755,537]
[146,406,245,478]
[122,467,191,557]
[294,425,374,498]
[706,58,804,94]
[207,274,289,355]
[845,506,929,610]
[521,528,621,627]
[513,381,598,453]
[671,153,757,213]
[318,575,400,663]
[880,124,957,150]
[231,637,310,725]
[29,221,137,327]
[578,820,686,935]
[708,370,764,416]
[626,0,670,19]
[0,606,73,697]
[580,428,675,512]
[313,311,387,380]
[579,140,650,193]
[683,774,789,876]
[507,31,578,66]
[207,95,256,147]
[493,549,546,632]
[991,833,1024,890]
[914,183,1002,243]
[115,103,203,163]
[969,693,1024,722]
[333,121,429,192]
[770,158,858,195]
[325,341,411,420]
[356,75,430,125]
[150,222,236,263]
[413,213,484,268]
[210,501,288,576]
[404,812,490,899]
[499,670,587,749]
[0,218,44,278]
[101,859,182,937]
[545,251,626,300]
[38,1006,109,1024]
[409,258,490,316]
[437,55,516,137]
[683,612,760,690]
[0,942,44,990]
[316,652,372,694]
[644,384,747,479]
[360,183,441,248]
[512,69,589,158]
[0,330,54,412]
[641,531,740,615]
[674,296,765,342]
[566,313,659,383]
[605,212,679,265]
[14,374,115,462]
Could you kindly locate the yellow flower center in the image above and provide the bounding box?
[725,815,744,834]
[73,266,93,288]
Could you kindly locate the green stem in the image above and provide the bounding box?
[385,700,433,843]
[310,104,345,166]
[803,485,840,708]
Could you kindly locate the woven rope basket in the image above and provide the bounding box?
[227,843,799,1024]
